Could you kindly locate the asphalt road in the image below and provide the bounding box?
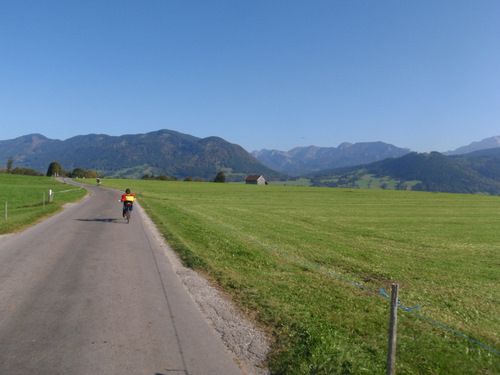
[0,183,243,375]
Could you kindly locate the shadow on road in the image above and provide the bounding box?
[75,218,125,224]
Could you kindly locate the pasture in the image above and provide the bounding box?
[5,176,497,374]
[97,179,499,374]
[0,175,87,234]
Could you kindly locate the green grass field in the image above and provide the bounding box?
[5,176,499,373]
[91,179,499,374]
[268,178,312,187]
[0,174,87,234]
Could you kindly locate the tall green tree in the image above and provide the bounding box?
[7,157,13,173]
[214,171,226,183]
[47,161,63,177]
[85,170,98,178]
[71,167,87,178]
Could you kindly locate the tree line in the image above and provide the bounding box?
[0,157,44,176]
[45,160,227,182]
[1,158,99,179]
[3,157,228,183]
[141,171,227,182]
[46,161,99,178]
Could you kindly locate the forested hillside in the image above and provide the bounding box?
[309,149,500,195]
[0,130,284,181]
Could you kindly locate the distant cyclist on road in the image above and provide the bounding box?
[120,188,136,218]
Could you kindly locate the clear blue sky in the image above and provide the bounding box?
[1,1,499,153]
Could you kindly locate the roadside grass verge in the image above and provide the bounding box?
[100,179,500,374]
[0,174,87,234]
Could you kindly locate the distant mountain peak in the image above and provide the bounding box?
[338,142,353,149]
[252,141,411,176]
[445,136,500,155]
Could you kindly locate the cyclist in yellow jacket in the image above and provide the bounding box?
[120,188,136,217]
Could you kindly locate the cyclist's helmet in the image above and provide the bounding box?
[125,188,131,194]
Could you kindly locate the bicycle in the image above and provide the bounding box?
[124,202,132,223]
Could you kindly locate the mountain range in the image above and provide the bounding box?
[308,147,500,195]
[252,136,500,176]
[251,142,412,176]
[0,130,284,181]
[1,130,500,194]
[444,135,500,155]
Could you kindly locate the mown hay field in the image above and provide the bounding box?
[0,175,87,234]
[68,179,500,373]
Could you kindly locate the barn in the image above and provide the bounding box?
[245,175,267,185]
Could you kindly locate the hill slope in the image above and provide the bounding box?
[0,130,284,181]
[309,148,500,195]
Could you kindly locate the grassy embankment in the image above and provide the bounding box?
[0,174,87,234]
[100,179,500,374]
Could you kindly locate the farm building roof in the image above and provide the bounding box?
[245,175,264,181]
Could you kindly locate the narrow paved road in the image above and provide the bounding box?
[0,183,243,375]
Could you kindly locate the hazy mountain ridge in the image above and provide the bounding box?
[253,136,500,177]
[0,130,283,181]
[252,142,412,176]
[444,136,500,155]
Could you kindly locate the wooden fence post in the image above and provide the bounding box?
[387,283,399,375]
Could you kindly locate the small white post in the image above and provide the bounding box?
[387,283,399,375]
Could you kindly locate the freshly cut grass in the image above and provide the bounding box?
[268,178,312,187]
[0,174,87,234]
[97,180,500,374]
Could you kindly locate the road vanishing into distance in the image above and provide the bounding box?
[0,183,243,375]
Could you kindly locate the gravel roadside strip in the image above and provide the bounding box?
[138,203,271,375]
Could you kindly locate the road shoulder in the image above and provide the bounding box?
[136,203,271,375]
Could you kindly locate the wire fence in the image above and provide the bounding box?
[174,203,500,357]
[3,185,84,222]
